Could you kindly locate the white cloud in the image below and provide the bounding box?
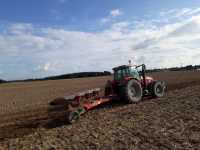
[186,8,200,16]
[160,7,200,20]
[1,8,200,80]
[8,23,34,35]
[110,9,123,17]
[111,22,130,30]
[101,9,123,24]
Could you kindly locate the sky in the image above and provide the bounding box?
[0,0,200,80]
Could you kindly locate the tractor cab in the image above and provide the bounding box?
[113,65,140,81]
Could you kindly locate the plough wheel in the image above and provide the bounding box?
[67,111,80,124]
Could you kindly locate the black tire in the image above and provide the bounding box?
[151,81,166,97]
[121,80,142,103]
[67,111,80,124]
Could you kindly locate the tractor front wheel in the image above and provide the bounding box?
[151,81,166,97]
[121,80,142,103]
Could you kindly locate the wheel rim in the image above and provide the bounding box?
[130,87,136,97]
[156,84,164,94]
[128,83,141,101]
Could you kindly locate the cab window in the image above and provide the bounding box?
[114,68,130,80]
[114,69,122,80]
[130,67,140,80]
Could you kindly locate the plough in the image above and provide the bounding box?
[50,88,116,123]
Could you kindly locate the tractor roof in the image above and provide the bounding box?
[112,65,130,71]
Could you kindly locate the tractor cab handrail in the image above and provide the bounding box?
[135,64,146,70]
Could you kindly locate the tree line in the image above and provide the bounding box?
[0,64,200,83]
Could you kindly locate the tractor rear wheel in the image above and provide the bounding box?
[121,79,142,103]
[151,81,166,97]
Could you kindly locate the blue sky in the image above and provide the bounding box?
[0,0,200,80]
[1,0,199,28]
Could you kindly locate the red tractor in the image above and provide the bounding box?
[105,64,166,103]
[49,64,166,123]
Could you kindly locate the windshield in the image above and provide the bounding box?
[114,67,140,80]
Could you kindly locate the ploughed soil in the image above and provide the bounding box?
[0,70,200,149]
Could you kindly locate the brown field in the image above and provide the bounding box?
[0,70,200,149]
